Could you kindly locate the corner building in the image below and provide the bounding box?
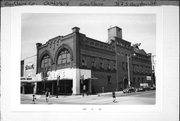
[36,26,153,95]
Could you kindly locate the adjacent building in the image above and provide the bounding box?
[21,26,154,95]
[21,55,37,94]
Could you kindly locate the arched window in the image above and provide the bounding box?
[57,48,71,65]
[41,54,51,68]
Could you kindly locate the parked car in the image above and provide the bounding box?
[150,86,156,90]
[144,87,151,91]
[123,87,136,93]
[136,87,145,92]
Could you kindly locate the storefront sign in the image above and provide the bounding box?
[25,64,34,70]
[146,76,151,80]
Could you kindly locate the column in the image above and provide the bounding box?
[88,79,92,94]
[51,83,54,95]
[72,69,80,95]
[22,85,25,94]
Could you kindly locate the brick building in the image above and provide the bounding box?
[34,26,153,95]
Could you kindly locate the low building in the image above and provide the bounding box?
[21,55,37,94]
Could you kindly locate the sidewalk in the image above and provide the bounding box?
[97,91,123,96]
[21,91,124,99]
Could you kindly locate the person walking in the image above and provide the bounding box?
[32,94,36,104]
[82,85,86,97]
[45,88,50,104]
[112,91,116,103]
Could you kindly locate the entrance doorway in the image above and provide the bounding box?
[58,80,73,95]
[80,79,90,94]
[123,78,128,89]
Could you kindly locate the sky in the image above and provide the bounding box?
[21,13,156,60]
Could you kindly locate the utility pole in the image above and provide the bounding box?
[56,76,60,98]
[127,56,131,88]
[115,40,119,91]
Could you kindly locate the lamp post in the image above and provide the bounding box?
[115,41,118,91]
[127,56,131,88]
[56,76,60,98]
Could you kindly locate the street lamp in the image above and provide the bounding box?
[56,76,60,98]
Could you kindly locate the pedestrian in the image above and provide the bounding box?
[112,91,116,103]
[45,88,50,104]
[32,94,36,104]
[82,85,86,97]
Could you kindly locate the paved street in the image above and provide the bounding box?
[21,90,155,105]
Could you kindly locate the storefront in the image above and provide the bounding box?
[35,68,91,95]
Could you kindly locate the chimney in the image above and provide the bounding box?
[108,26,122,41]
[72,27,80,33]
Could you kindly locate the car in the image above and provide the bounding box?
[123,87,136,93]
[144,87,151,91]
[150,86,156,90]
[136,87,145,92]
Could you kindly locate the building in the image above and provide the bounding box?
[33,26,153,95]
[151,55,156,86]
[21,55,37,94]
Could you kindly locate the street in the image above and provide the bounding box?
[21,90,155,105]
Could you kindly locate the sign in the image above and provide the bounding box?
[140,83,149,88]
[80,75,84,80]
[146,76,151,80]
[25,64,34,70]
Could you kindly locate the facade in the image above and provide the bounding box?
[33,26,154,95]
[21,55,37,94]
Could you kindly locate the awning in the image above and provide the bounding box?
[87,75,98,80]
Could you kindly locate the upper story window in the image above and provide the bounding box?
[81,56,87,67]
[107,63,110,70]
[57,48,71,65]
[41,55,51,68]
[100,58,104,69]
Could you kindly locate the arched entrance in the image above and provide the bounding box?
[123,78,128,89]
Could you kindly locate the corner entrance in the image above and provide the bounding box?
[80,79,90,95]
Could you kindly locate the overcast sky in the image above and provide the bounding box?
[21,13,156,60]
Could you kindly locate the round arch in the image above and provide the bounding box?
[39,50,54,67]
[54,44,73,65]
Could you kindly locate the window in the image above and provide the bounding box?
[113,62,116,70]
[133,77,136,82]
[126,62,128,71]
[41,55,51,68]
[91,57,96,68]
[107,63,110,70]
[107,75,111,84]
[81,56,86,67]
[100,58,104,69]
[57,48,71,65]
[122,62,125,70]
[142,78,144,83]
[133,64,136,72]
